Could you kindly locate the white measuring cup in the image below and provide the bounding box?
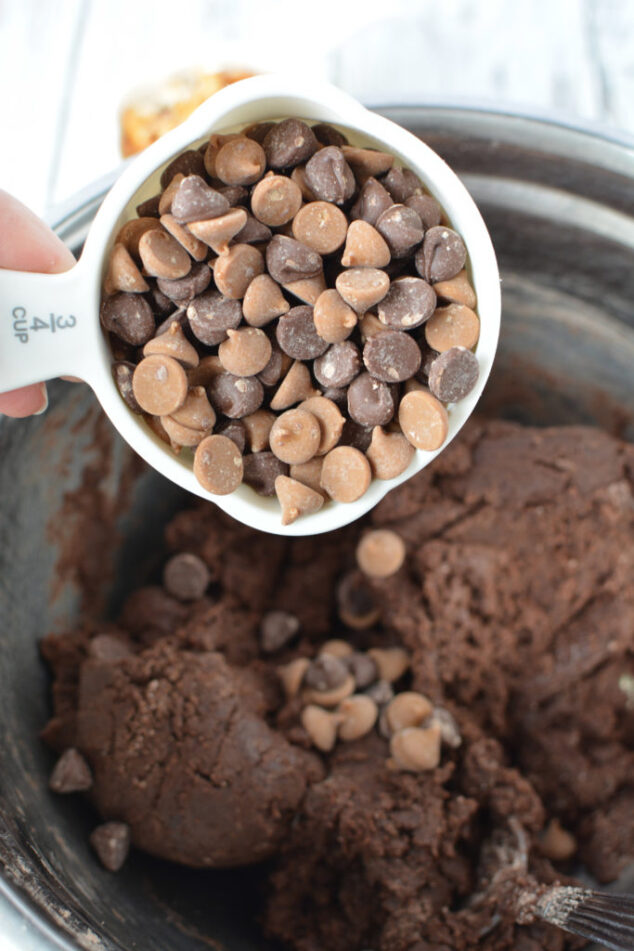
[0,75,500,536]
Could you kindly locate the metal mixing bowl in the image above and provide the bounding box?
[0,107,633,951]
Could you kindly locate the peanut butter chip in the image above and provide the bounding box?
[160,416,207,448]
[359,314,385,341]
[292,202,348,255]
[337,695,378,741]
[367,647,410,682]
[193,434,244,495]
[302,673,356,708]
[143,321,200,369]
[356,529,406,578]
[278,657,310,697]
[289,458,325,496]
[341,145,394,181]
[170,386,216,431]
[398,389,449,451]
[424,303,480,352]
[320,446,371,502]
[242,409,276,452]
[539,819,577,861]
[158,173,185,215]
[243,274,290,327]
[133,355,188,416]
[335,268,390,314]
[270,409,321,465]
[366,427,412,479]
[218,327,272,377]
[275,475,324,526]
[270,361,320,411]
[214,244,264,299]
[313,290,357,344]
[115,217,163,258]
[282,273,327,306]
[384,692,433,734]
[215,136,266,186]
[390,724,442,772]
[342,220,391,268]
[319,639,354,659]
[105,244,149,294]
[433,269,477,309]
[300,397,345,455]
[301,705,340,752]
[188,208,248,254]
[160,213,208,261]
[251,175,302,227]
[138,229,192,280]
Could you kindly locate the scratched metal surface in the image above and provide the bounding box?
[0,108,633,951]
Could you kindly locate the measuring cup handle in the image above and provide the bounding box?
[0,262,95,393]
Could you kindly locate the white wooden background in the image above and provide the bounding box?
[0,0,633,220]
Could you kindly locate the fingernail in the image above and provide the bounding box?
[33,383,49,416]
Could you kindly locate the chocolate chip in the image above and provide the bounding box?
[90,822,131,872]
[149,285,176,316]
[416,226,466,283]
[170,175,230,224]
[311,122,348,147]
[227,218,267,250]
[313,341,361,388]
[304,654,348,691]
[243,451,289,496]
[112,361,143,413]
[266,235,323,285]
[260,610,301,652]
[344,652,378,689]
[217,184,249,206]
[365,679,394,705]
[263,118,319,169]
[304,147,356,205]
[382,167,424,203]
[136,194,161,218]
[187,290,242,345]
[160,149,205,188]
[276,306,329,360]
[49,748,93,794]
[163,552,210,601]
[350,177,394,226]
[376,204,424,258]
[405,194,442,230]
[216,419,247,453]
[336,570,380,629]
[427,346,479,402]
[340,418,373,452]
[208,372,264,418]
[377,276,436,330]
[101,293,155,346]
[347,372,395,427]
[244,121,276,144]
[258,339,287,387]
[363,330,422,383]
[157,261,211,302]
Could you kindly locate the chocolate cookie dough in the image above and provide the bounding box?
[42,421,634,951]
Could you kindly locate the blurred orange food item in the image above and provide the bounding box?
[121,68,255,157]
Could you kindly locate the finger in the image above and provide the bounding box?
[0,383,48,418]
[0,190,76,273]
[0,191,76,416]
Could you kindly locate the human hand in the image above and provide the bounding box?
[0,190,76,417]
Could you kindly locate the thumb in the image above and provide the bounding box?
[0,190,76,417]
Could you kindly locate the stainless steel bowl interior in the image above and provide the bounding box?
[0,107,632,951]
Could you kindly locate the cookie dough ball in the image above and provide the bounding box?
[75,645,322,868]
